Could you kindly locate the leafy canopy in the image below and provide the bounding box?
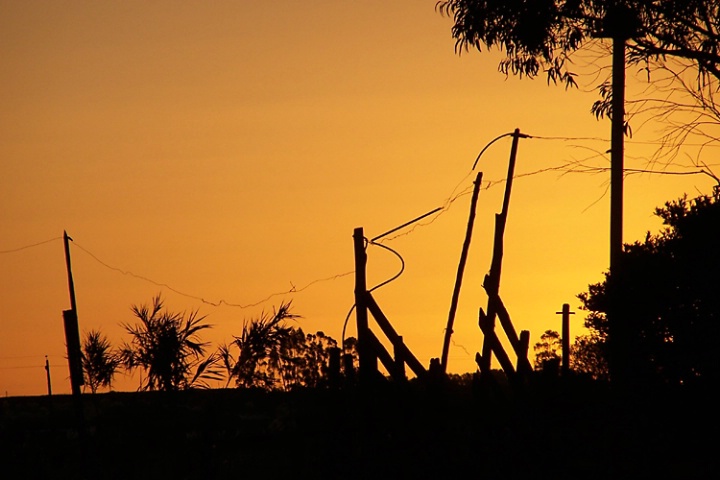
[578,191,720,384]
[437,1,720,88]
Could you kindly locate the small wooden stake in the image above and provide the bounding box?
[556,303,575,376]
[45,356,52,396]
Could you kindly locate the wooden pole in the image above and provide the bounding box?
[63,231,78,313]
[45,356,52,396]
[517,330,531,376]
[62,231,84,394]
[609,34,627,386]
[610,36,626,274]
[393,336,407,381]
[441,171,483,373]
[478,308,515,376]
[353,227,375,384]
[365,292,426,378]
[556,304,575,376]
[63,310,83,395]
[479,129,524,373]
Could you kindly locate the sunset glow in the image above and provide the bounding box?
[2,1,717,396]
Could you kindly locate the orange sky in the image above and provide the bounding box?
[2,1,717,396]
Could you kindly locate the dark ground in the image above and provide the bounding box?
[1,377,716,479]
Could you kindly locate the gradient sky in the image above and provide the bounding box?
[2,1,717,396]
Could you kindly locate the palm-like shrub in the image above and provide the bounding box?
[82,329,120,393]
[120,295,222,391]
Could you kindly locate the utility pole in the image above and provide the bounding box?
[45,355,52,396]
[595,5,634,272]
[63,231,84,395]
[597,5,639,385]
[609,25,626,273]
[556,304,575,376]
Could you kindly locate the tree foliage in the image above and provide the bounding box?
[219,302,354,390]
[578,191,720,384]
[120,295,221,391]
[437,1,720,88]
[533,329,562,374]
[81,329,120,393]
[570,332,609,380]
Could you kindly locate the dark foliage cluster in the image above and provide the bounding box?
[578,191,720,384]
[80,297,356,393]
[218,304,357,391]
[437,1,720,89]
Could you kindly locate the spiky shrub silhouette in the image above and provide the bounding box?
[81,329,121,393]
[120,295,222,391]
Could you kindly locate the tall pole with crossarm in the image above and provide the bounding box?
[597,5,639,383]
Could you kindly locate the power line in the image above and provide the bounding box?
[71,240,353,309]
[0,237,62,254]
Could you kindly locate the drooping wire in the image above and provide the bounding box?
[0,237,62,254]
[71,240,353,310]
[340,303,356,351]
[340,236,406,348]
[367,240,405,293]
[472,132,515,170]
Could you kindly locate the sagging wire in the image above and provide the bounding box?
[341,205,436,347]
[340,304,356,351]
[367,240,405,293]
[0,236,62,254]
[71,240,353,310]
[472,131,516,170]
[341,235,406,349]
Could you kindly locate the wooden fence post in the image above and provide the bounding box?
[479,129,524,374]
[354,228,376,384]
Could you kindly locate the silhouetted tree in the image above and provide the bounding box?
[219,302,299,390]
[81,329,120,393]
[437,1,720,150]
[219,303,352,390]
[120,295,222,391]
[579,191,720,385]
[570,332,609,381]
[437,1,720,87]
[281,330,339,389]
[533,329,562,374]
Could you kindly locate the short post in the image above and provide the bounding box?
[45,356,52,396]
[556,304,575,376]
[328,347,341,388]
[393,336,406,381]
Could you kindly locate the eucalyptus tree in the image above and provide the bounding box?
[437,1,720,149]
[533,330,562,374]
[219,303,348,390]
[218,302,299,390]
[437,1,720,86]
